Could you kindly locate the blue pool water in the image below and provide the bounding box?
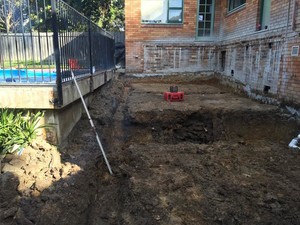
[0,69,56,83]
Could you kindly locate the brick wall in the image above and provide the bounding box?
[125,0,300,105]
[143,43,216,73]
[279,39,300,103]
[125,0,199,73]
[278,0,300,104]
[215,0,300,105]
[217,37,284,95]
[219,0,290,40]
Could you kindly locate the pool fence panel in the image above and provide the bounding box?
[0,33,55,64]
[0,0,116,106]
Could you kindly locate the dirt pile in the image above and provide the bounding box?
[0,138,82,224]
[1,74,300,225]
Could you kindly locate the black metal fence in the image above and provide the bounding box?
[114,32,125,44]
[0,0,115,85]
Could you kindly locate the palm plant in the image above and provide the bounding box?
[0,109,45,155]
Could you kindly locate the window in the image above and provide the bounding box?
[291,46,299,57]
[257,0,271,30]
[197,0,215,38]
[141,0,183,24]
[228,0,246,12]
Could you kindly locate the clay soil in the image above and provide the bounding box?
[1,74,300,225]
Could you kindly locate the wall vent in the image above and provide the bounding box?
[291,46,299,56]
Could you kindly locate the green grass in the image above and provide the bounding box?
[2,60,56,69]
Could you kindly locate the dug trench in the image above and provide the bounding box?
[1,74,300,225]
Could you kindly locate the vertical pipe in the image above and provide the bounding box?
[173,49,176,69]
[292,0,297,31]
[285,0,292,38]
[51,0,63,106]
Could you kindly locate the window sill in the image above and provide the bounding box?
[141,23,183,28]
[226,4,246,17]
[195,36,217,42]
[255,27,269,32]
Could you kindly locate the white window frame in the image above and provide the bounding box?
[141,0,183,24]
[196,0,215,40]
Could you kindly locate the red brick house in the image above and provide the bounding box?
[125,0,300,105]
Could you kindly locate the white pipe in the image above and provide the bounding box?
[285,0,292,38]
[71,71,113,175]
[289,134,300,149]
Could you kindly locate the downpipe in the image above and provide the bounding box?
[288,134,300,149]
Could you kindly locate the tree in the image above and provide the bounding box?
[64,0,124,31]
[98,0,124,31]
[0,0,23,32]
[0,0,125,33]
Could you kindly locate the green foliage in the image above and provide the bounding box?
[0,0,52,33]
[0,109,44,155]
[65,0,124,31]
[1,0,124,33]
[98,0,124,31]
[0,0,24,32]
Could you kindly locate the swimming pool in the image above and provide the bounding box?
[0,69,57,83]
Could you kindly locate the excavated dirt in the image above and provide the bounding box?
[1,74,300,225]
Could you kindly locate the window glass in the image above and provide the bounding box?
[169,0,182,8]
[141,0,183,24]
[168,9,182,23]
[228,0,246,12]
[258,0,271,30]
[197,0,214,37]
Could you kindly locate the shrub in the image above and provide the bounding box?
[0,109,44,155]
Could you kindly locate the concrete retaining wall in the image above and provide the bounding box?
[0,70,116,145]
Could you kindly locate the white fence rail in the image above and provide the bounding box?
[0,33,55,63]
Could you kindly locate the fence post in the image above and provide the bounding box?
[88,19,93,75]
[51,0,63,106]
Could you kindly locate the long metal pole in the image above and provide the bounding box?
[71,71,113,175]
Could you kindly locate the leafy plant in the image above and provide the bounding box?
[0,109,45,155]
[64,0,124,31]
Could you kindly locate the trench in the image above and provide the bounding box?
[124,110,294,146]
[85,76,299,225]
